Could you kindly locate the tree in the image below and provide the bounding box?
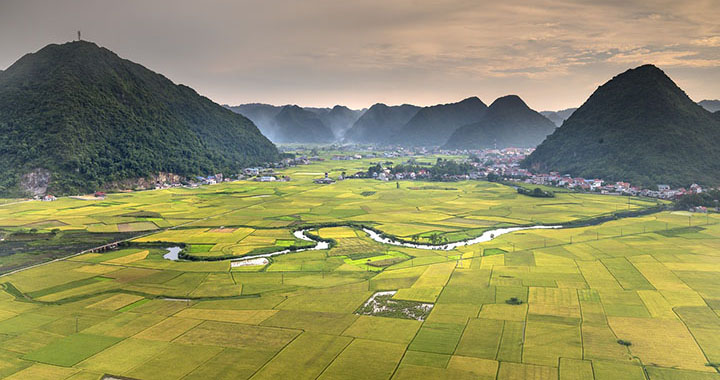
[487,173,501,182]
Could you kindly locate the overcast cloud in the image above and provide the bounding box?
[1,0,718,110]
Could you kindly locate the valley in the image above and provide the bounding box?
[1,153,718,380]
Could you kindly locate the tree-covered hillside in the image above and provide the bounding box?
[392,97,488,146]
[0,41,278,196]
[443,95,555,149]
[272,105,335,143]
[523,65,720,187]
[226,103,282,141]
[344,103,420,144]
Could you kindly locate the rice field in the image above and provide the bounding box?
[0,154,719,379]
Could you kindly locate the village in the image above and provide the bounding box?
[37,146,710,207]
[314,146,710,204]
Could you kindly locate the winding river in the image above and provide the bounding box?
[225,225,561,267]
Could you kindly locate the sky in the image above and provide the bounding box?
[1,0,719,110]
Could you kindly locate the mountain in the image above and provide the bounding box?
[391,97,488,146]
[228,103,363,142]
[226,103,282,140]
[0,41,278,196]
[540,108,578,127]
[316,105,364,137]
[344,103,420,143]
[523,64,720,187]
[699,99,720,113]
[272,105,335,143]
[443,95,556,149]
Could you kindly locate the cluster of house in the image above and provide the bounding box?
[512,172,705,198]
[313,173,337,184]
[439,147,707,200]
[272,155,324,168]
[367,169,474,182]
[331,154,363,161]
[468,153,705,200]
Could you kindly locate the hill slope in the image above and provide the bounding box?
[344,104,420,143]
[523,65,720,187]
[271,105,335,143]
[443,95,556,149]
[0,41,278,196]
[392,97,488,146]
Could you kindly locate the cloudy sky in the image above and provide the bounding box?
[1,0,719,110]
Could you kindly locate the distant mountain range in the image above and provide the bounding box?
[311,105,364,138]
[339,103,421,144]
[524,64,720,187]
[540,108,578,127]
[699,99,720,113]
[273,105,335,143]
[227,103,364,143]
[0,41,278,196]
[443,96,556,149]
[390,97,488,146]
[231,95,556,148]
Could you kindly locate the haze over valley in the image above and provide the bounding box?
[1,2,720,380]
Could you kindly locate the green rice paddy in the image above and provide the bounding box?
[0,154,718,379]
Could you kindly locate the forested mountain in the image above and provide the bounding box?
[344,103,420,143]
[699,99,720,112]
[272,105,335,143]
[228,103,362,142]
[523,64,720,187]
[391,97,488,146]
[443,95,555,149]
[315,105,364,137]
[0,41,278,196]
[540,108,578,127]
[226,103,282,140]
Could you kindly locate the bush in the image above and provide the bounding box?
[517,187,554,198]
[505,297,523,305]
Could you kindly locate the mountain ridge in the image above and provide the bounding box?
[272,105,336,143]
[391,97,488,146]
[442,95,555,149]
[523,64,720,187]
[344,103,420,144]
[0,41,278,196]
